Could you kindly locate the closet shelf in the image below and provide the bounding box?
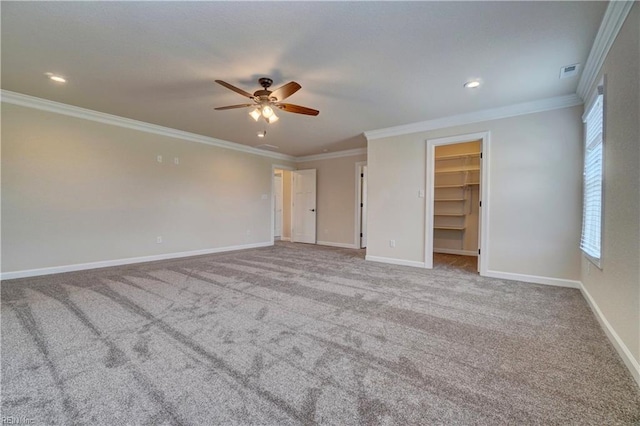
[433,143,480,254]
[435,152,481,161]
[435,167,480,174]
[434,183,479,188]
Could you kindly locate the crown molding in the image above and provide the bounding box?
[1,90,296,162]
[295,147,367,163]
[2,89,585,160]
[577,1,634,101]
[363,94,583,141]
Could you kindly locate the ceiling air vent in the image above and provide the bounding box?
[560,63,580,79]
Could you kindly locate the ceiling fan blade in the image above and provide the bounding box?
[270,82,301,102]
[214,104,254,110]
[215,80,253,98]
[276,103,319,116]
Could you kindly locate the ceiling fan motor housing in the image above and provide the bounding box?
[255,78,275,101]
[258,78,273,89]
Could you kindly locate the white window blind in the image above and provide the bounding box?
[580,91,603,264]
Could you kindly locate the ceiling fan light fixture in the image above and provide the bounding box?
[261,105,274,118]
[266,113,279,124]
[249,109,261,121]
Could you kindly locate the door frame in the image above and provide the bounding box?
[424,131,490,275]
[271,164,295,244]
[355,161,367,249]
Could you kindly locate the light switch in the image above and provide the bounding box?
[418,189,425,198]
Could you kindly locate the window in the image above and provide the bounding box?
[580,87,604,266]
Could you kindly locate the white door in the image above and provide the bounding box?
[361,165,368,248]
[274,174,283,238]
[292,169,317,244]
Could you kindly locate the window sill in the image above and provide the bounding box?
[582,251,602,270]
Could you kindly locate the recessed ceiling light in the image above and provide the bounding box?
[45,72,66,83]
[464,80,481,89]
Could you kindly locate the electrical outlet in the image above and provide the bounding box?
[157,155,163,163]
[174,157,180,165]
[156,236,162,244]
[418,189,425,198]
[389,239,396,248]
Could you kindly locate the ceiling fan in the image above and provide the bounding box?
[214,78,319,124]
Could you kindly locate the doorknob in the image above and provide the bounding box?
[310,209,315,212]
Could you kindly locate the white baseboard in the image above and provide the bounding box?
[434,248,478,256]
[579,282,640,388]
[484,270,581,289]
[365,255,425,268]
[317,240,359,249]
[0,241,274,280]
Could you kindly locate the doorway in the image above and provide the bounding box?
[272,165,294,243]
[425,132,490,275]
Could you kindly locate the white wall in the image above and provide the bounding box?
[1,103,293,274]
[367,140,426,263]
[367,105,583,281]
[580,3,639,378]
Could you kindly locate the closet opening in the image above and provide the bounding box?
[433,141,480,272]
[425,132,489,275]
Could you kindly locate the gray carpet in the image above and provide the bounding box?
[2,242,639,425]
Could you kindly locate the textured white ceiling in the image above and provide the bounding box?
[1,2,606,156]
